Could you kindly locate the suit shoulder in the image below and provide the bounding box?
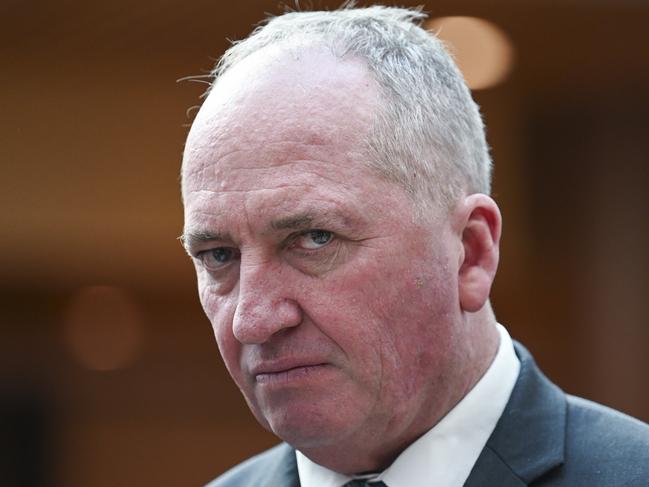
[204,443,295,487]
[558,395,649,484]
[566,394,649,447]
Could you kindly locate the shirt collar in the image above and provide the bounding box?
[296,323,520,487]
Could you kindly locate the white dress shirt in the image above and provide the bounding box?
[296,323,520,487]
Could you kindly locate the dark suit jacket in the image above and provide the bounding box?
[206,342,649,486]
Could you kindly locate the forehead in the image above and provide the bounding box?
[183,47,378,172]
[182,45,391,230]
[182,132,390,241]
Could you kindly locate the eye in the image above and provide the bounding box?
[198,247,240,271]
[293,230,334,250]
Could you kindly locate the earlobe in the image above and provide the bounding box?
[457,194,502,313]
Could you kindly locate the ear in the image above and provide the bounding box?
[455,194,502,312]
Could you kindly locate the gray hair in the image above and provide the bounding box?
[208,6,492,211]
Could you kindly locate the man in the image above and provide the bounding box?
[181,6,649,487]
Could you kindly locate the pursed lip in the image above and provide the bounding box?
[249,359,330,383]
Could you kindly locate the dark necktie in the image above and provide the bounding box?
[343,481,387,487]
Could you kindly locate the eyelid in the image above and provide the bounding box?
[189,239,230,257]
[197,247,241,272]
[289,229,335,251]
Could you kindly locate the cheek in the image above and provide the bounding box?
[323,250,457,372]
[197,267,238,324]
[198,281,242,375]
[331,250,454,322]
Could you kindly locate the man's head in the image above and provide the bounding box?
[181,6,501,473]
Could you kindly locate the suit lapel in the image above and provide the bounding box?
[463,447,526,487]
[465,342,566,486]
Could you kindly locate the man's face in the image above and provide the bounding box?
[182,48,466,456]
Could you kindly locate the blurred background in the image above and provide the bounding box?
[1,0,648,485]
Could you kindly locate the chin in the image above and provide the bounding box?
[257,401,360,450]
[271,422,345,450]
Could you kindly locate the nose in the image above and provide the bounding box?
[232,259,303,344]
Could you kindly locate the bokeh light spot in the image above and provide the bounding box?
[426,16,515,90]
[63,286,143,371]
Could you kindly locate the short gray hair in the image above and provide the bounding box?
[208,6,492,211]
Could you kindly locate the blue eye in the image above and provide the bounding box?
[200,247,240,271]
[295,230,333,250]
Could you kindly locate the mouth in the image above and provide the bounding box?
[252,363,330,386]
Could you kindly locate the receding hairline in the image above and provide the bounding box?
[208,6,429,89]
[184,6,493,215]
[182,43,385,192]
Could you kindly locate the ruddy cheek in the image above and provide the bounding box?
[198,284,219,317]
[211,309,244,384]
[199,288,236,342]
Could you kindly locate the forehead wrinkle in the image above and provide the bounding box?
[187,137,341,174]
[181,162,209,187]
[185,134,356,176]
[216,162,368,194]
[185,158,335,196]
[185,184,319,203]
[218,160,314,172]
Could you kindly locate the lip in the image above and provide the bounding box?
[250,360,330,385]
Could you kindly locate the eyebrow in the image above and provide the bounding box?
[270,213,315,231]
[270,208,357,233]
[179,230,230,253]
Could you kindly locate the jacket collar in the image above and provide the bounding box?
[261,443,301,487]
[465,341,566,486]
